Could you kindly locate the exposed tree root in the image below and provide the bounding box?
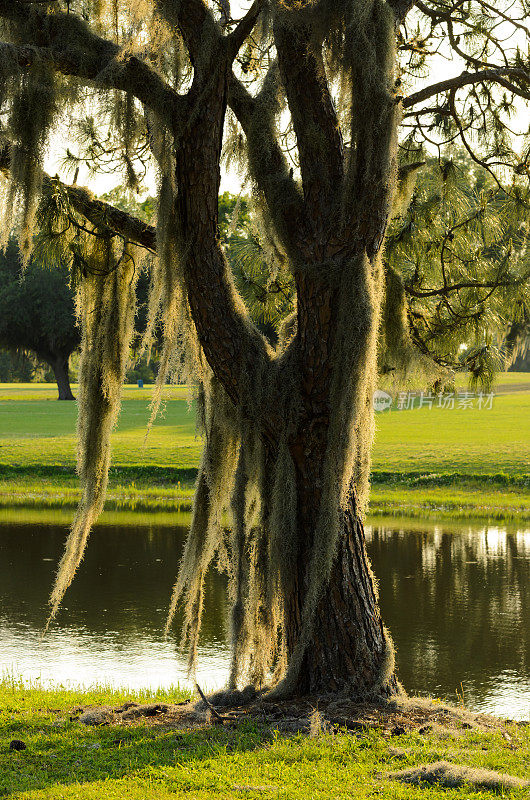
[71,694,519,739]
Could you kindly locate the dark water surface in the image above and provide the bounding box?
[1,514,529,719]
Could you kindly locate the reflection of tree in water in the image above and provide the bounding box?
[366,524,530,711]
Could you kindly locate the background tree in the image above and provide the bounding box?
[505,313,530,371]
[0,349,38,382]
[0,238,80,399]
[0,0,529,699]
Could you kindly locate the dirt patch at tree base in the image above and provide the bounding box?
[70,693,523,738]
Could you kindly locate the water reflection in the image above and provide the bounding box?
[0,514,529,719]
[0,521,230,692]
[365,522,530,720]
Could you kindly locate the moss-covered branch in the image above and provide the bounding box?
[0,139,156,250]
[228,70,306,256]
[156,0,220,74]
[226,0,263,59]
[0,3,185,126]
[273,10,344,233]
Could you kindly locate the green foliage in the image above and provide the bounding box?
[99,186,156,222]
[0,349,40,382]
[219,192,295,342]
[384,153,530,390]
[125,355,158,384]
[0,238,80,386]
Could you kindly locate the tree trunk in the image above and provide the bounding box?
[283,399,398,697]
[280,266,399,698]
[50,355,75,400]
[170,41,397,699]
[284,489,398,696]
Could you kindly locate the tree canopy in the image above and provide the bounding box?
[384,153,530,384]
[0,0,529,699]
[0,238,79,398]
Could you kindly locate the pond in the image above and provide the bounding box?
[1,512,529,720]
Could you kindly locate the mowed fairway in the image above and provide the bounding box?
[0,379,528,476]
[0,384,201,470]
[373,391,529,476]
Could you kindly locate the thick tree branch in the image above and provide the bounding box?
[403,66,530,108]
[273,13,344,240]
[386,0,416,23]
[0,3,184,125]
[62,184,157,251]
[226,0,262,59]
[228,70,306,256]
[163,0,261,65]
[0,138,275,436]
[0,138,157,249]
[157,0,220,72]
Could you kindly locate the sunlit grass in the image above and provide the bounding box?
[372,392,529,476]
[0,378,528,521]
[1,680,529,799]
[0,674,190,712]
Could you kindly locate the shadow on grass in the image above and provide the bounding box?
[0,716,270,797]
[0,464,199,486]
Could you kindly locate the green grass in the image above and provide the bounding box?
[0,378,528,521]
[1,681,529,799]
[369,483,530,522]
[0,384,201,470]
[373,392,529,476]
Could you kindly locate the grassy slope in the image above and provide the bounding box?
[0,379,528,520]
[1,682,529,800]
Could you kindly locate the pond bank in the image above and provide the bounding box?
[0,466,528,522]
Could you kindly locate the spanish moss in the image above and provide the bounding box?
[48,237,138,624]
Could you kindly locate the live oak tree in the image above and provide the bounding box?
[0,237,79,399]
[0,0,529,698]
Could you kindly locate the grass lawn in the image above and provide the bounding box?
[373,392,529,476]
[0,384,201,470]
[1,681,529,799]
[0,378,528,521]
